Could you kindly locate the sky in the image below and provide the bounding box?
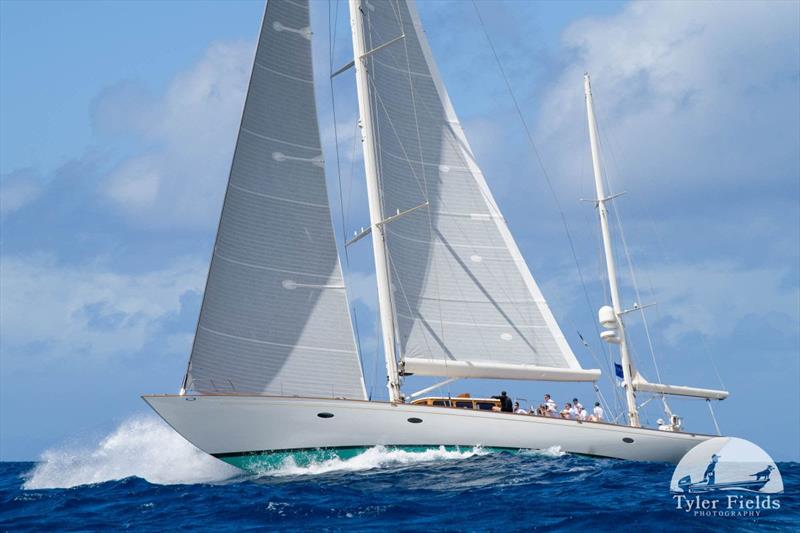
[1,0,798,462]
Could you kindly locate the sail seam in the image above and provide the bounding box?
[397,313,551,329]
[283,0,308,10]
[372,57,431,78]
[199,325,357,354]
[213,251,340,280]
[435,210,503,220]
[229,182,328,208]
[241,127,321,150]
[254,60,313,84]
[415,296,544,304]
[387,229,506,249]
[380,148,469,171]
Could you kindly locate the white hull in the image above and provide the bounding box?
[144,395,712,468]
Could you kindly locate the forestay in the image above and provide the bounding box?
[184,0,366,399]
[356,0,598,381]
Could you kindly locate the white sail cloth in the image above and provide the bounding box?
[356,0,597,380]
[185,0,366,399]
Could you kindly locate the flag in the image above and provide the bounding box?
[614,363,624,380]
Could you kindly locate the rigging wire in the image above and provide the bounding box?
[593,113,664,385]
[395,1,450,365]
[328,0,370,396]
[594,92,727,433]
[357,10,547,388]
[359,4,442,383]
[328,0,348,245]
[576,330,618,421]
[360,13,495,362]
[646,217,727,392]
[580,129,623,413]
[589,93,657,393]
[363,47,538,367]
[470,0,620,396]
[364,8,574,369]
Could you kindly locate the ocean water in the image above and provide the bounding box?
[1,417,796,531]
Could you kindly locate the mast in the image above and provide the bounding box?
[584,74,640,427]
[349,0,403,403]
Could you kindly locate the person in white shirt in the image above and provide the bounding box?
[592,402,604,421]
[577,407,588,420]
[514,401,527,415]
[572,398,583,414]
[657,418,672,431]
[560,402,573,419]
[544,394,557,415]
[568,403,578,418]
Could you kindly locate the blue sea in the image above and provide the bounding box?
[1,417,796,531]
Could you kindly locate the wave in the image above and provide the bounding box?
[519,445,566,458]
[22,418,494,488]
[22,417,571,489]
[261,445,490,477]
[22,416,239,490]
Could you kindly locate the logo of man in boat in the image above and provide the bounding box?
[677,452,776,494]
[671,437,783,516]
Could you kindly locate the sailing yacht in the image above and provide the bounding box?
[144,0,729,470]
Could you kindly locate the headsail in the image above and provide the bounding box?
[353,0,599,382]
[184,0,366,399]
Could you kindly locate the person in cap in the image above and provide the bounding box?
[492,391,513,413]
[703,454,720,485]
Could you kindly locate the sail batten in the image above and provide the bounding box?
[357,0,596,380]
[185,0,366,399]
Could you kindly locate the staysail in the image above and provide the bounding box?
[184,0,366,399]
[353,0,599,381]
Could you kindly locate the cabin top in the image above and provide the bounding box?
[410,396,501,411]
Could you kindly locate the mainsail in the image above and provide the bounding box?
[184,0,366,399]
[353,0,599,381]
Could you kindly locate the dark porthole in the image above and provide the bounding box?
[317,412,334,419]
[622,437,634,443]
[407,417,423,424]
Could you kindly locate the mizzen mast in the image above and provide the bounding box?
[584,73,640,427]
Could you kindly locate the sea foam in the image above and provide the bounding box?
[22,417,493,488]
[264,445,489,477]
[22,416,239,489]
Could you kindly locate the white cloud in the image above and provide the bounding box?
[539,250,798,349]
[95,41,254,228]
[641,260,799,342]
[0,255,206,360]
[1,168,43,218]
[518,0,800,352]
[105,156,161,209]
[535,0,800,200]
[345,270,378,312]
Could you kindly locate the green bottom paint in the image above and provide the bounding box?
[215,445,516,472]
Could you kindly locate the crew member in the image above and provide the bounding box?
[492,391,513,413]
